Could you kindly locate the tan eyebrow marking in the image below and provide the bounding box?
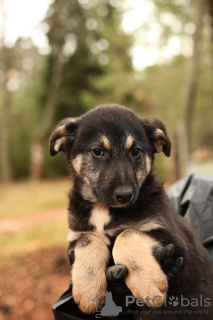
[125,134,134,150]
[100,135,111,150]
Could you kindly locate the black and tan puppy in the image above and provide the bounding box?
[50,105,213,319]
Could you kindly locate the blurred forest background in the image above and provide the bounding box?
[0,1,212,319]
[0,0,212,183]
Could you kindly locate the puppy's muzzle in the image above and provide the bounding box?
[114,186,133,205]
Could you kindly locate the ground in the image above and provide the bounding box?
[0,246,71,320]
[0,180,72,320]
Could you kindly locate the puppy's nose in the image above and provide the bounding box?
[115,187,133,204]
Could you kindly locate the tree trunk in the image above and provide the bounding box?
[30,0,67,180]
[0,78,12,182]
[30,56,63,180]
[180,0,204,176]
[0,0,13,182]
[208,0,213,40]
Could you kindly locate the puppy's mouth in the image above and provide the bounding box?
[110,201,135,208]
[94,194,136,208]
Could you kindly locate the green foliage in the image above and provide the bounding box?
[45,0,134,118]
[0,0,212,180]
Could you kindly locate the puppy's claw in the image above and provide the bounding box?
[153,244,174,263]
[164,244,174,263]
[153,244,183,279]
[168,257,184,278]
[153,246,165,261]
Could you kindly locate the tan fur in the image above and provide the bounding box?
[100,135,111,150]
[72,234,110,313]
[72,154,83,175]
[54,136,66,152]
[55,124,66,134]
[92,231,111,246]
[53,117,75,136]
[81,183,97,202]
[136,168,143,182]
[67,229,81,242]
[154,128,164,137]
[153,128,166,153]
[136,155,151,184]
[112,230,168,308]
[146,154,151,173]
[125,134,134,150]
[104,219,164,238]
[67,229,110,246]
[139,220,165,232]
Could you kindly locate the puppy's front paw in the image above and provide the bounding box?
[71,234,110,314]
[153,244,184,279]
[113,230,168,308]
[72,265,107,313]
[126,269,167,308]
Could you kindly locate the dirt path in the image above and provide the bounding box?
[0,210,70,320]
[0,246,70,320]
[0,208,67,235]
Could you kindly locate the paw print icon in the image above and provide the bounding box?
[168,296,179,307]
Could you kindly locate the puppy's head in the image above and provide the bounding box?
[50,105,171,207]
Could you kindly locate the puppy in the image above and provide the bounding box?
[50,104,213,319]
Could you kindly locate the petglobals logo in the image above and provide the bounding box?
[125,295,211,308]
[92,292,211,318]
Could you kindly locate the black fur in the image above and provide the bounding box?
[50,104,213,319]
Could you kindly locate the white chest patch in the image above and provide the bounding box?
[89,204,111,231]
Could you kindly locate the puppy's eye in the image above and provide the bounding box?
[132,148,141,158]
[92,148,104,157]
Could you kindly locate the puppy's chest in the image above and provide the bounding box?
[88,205,111,231]
[67,204,123,244]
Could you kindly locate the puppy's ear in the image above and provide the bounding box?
[49,118,79,156]
[142,117,171,157]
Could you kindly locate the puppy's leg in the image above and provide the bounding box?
[112,230,168,308]
[72,234,110,314]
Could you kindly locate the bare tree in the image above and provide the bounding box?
[184,0,204,146]
[0,0,13,182]
[208,0,213,40]
[175,0,204,178]
[30,1,67,179]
